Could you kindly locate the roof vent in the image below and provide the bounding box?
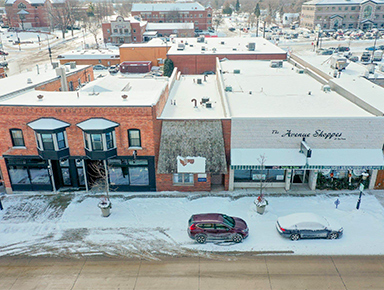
[322,85,331,92]
[201,46,206,51]
[177,43,185,51]
[206,102,212,108]
[248,42,256,51]
[37,94,44,100]
[212,47,216,52]
[233,69,240,74]
[197,78,202,84]
[197,36,204,43]
[201,97,209,103]
[221,41,225,45]
[27,78,32,84]
[296,68,305,74]
[122,94,128,100]
[190,44,194,47]
[232,47,237,51]
[225,86,232,92]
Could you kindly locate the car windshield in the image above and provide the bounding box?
[222,215,235,228]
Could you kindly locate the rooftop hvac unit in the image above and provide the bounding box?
[296,68,304,74]
[197,78,202,84]
[206,102,212,108]
[270,60,283,68]
[201,97,210,103]
[197,36,204,43]
[190,44,194,47]
[234,69,240,74]
[225,86,232,92]
[177,43,185,51]
[322,85,331,92]
[248,42,256,51]
[201,46,206,51]
[70,62,76,69]
[221,41,225,45]
[232,47,237,51]
[212,48,216,52]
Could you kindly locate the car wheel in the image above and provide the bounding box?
[328,232,339,240]
[195,234,207,244]
[290,234,300,241]
[232,233,243,243]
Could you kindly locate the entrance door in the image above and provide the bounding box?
[292,170,309,184]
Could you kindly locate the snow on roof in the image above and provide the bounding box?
[146,22,194,30]
[0,64,91,99]
[131,2,205,12]
[0,74,168,107]
[160,75,225,119]
[167,37,287,55]
[220,60,373,118]
[296,52,384,116]
[277,213,329,230]
[27,117,70,131]
[57,49,120,60]
[120,38,169,48]
[303,0,380,5]
[77,118,119,131]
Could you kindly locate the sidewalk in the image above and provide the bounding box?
[1,188,384,259]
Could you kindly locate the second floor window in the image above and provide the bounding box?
[91,134,103,151]
[41,134,54,150]
[57,131,66,149]
[10,129,25,147]
[128,129,141,147]
[106,132,114,149]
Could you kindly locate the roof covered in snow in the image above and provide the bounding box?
[27,117,70,131]
[303,0,384,5]
[57,49,120,60]
[131,2,206,12]
[146,22,194,30]
[77,118,119,131]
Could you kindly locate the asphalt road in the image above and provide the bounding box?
[1,255,384,290]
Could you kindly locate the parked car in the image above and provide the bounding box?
[188,213,249,244]
[276,213,343,241]
[337,46,350,52]
[320,49,333,55]
[93,64,107,70]
[0,61,8,68]
[203,70,215,75]
[228,27,236,32]
[0,50,9,56]
[349,56,359,62]
[361,52,371,62]
[108,65,119,73]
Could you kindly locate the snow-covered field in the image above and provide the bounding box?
[0,192,384,259]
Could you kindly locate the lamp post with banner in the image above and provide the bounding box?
[356,172,369,210]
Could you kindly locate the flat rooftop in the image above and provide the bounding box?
[120,38,169,48]
[167,37,287,56]
[146,23,194,30]
[0,74,168,107]
[220,60,373,118]
[296,51,384,116]
[0,64,91,99]
[160,75,225,119]
[57,49,120,60]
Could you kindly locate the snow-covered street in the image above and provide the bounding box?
[1,191,384,259]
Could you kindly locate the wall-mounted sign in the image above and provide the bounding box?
[177,156,206,173]
[197,173,207,182]
[272,129,344,140]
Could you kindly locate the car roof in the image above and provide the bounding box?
[277,213,328,229]
[191,213,224,223]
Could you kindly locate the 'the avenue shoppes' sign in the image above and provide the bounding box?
[272,129,345,140]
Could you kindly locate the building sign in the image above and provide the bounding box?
[272,129,345,140]
[197,173,207,182]
[177,156,206,173]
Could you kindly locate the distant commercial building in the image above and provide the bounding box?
[145,22,195,38]
[131,2,213,30]
[102,15,147,45]
[57,50,121,67]
[301,0,384,30]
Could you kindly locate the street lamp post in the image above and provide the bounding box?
[46,34,52,65]
[356,172,369,210]
[371,29,379,63]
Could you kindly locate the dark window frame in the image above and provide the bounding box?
[10,129,25,147]
[128,129,141,148]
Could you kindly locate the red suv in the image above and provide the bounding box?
[188,213,249,244]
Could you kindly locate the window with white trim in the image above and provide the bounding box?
[173,173,194,185]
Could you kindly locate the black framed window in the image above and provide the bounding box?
[57,132,66,149]
[105,132,114,149]
[91,134,103,151]
[41,134,54,150]
[10,129,25,147]
[128,129,141,147]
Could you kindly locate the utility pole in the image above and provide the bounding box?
[46,35,53,65]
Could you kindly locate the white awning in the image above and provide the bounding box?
[77,118,119,131]
[307,149,384,169]
[231,148,306,169]
[28,118,70,131]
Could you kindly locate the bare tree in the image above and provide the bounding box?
[85,17,100,49]
[48,1,72,39]
[213,14,224,31]
[166,9,181,23]
[116,3,131,18]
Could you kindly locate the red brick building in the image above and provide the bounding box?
[167,37,288,74]
[102,16,147,45]
[0,73,169,193]
[131,2,213,31]
[5,0,52,29]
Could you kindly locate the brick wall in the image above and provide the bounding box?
[34,67,94,91]
[156,173,211,192]
[169,53,287,74]
[102,23,111,43]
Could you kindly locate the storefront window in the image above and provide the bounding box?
[9,167,30,184]
[129,167,149,185]
[77,168,85,185]
[30,168,50,184]
[109,167,129,185]
[234,169,285,182]
[61,168,71,185]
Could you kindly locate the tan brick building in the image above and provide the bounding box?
[301,0,384,30]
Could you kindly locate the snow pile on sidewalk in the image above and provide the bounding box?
[0,193,384,258]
